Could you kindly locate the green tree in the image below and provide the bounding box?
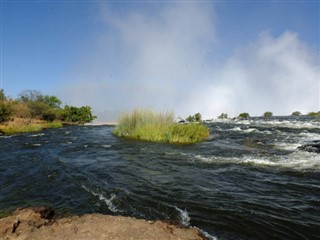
[291,111,301,116]
[0,89,5,101]
[186,113,202,122]
[42,108,58,122]
[263,111,273,117]
[0,102,13,123]
[238,112,250,119]
[218,113,228,119]
[63,105,96,124]
[27,101,50,119]
[186,115,195,122]
[43,95,62,109]
[194,113,202,122]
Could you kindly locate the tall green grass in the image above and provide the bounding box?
[113,109,209,144]
[0,122,62,135]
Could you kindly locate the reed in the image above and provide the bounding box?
[113,109,209,144]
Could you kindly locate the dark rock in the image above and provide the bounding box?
[12,220,20,233]
[34,206,55,220]
[298,140,320,153]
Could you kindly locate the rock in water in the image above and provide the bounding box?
[34,206,55,219]
[298,140,320,153]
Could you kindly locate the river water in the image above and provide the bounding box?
[1,116,319,239]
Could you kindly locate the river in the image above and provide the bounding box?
[1,116,319,239]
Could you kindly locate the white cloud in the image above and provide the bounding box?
[197,31,319,117]
[61,3,319,121]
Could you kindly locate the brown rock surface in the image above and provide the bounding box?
[0,208,204,240]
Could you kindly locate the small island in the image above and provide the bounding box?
[113,109,210,144]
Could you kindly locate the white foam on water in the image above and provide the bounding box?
[31,143,41,147]
[243,128,256,133]
[198,229,219,240]
[230,127,242,131]
[228,127,271,134]
[193,151,320,171]
[0,135,13,139]
[30,133,45,137]
[81,185,119,212]
[241,152,320,170]
[174,206,190,226]
[254,120,320,130]
[274,142,301,151]
[102,144,112,148]
[298,132,320,141]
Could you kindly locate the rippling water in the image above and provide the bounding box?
[1,116,320,239]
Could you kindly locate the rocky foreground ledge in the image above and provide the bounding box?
[0,207,204,240]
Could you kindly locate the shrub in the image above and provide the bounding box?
[218,113,228,119]
[291,111,301,116]
[63,105,96,124]
[13,102,31,119]
[42,108,58,122]
[307,111,320,117]
[238,112,250,119]
[186,113,202,122]
[114,109,209,144]
[0,89,5,101]
[263,111,273,117]
[0,101,13,123]
[27,101,50,119]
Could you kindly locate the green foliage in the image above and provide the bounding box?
[0,101,13,123]
[14,90,95,123]
[43,95,62,109]
[63,105,96,124]
[263,111,273,117]
[0,89,6,101]
[238,112,250,119]
[114,109,209,144]
[42,108,57,122]
[27,101,50,119]
[218,113,228,119]
[186,113,202,122]
[291,111,301,116]
[307,111,320,117]
[13,103,31,118]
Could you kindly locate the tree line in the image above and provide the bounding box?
[0,89,96,124]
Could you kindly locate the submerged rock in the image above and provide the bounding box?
[0,207,204,240]
[298,140,320,153]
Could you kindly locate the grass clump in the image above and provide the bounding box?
[113,109,210,144]
[0,121,62,135]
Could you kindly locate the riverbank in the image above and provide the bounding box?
[0,207,204,240]
[0,118,62,135]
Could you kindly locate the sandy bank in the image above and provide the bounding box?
[0,207,204,240]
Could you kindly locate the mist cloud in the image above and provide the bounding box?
[61,3,319,121]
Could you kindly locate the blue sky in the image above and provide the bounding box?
[1,1,319,119]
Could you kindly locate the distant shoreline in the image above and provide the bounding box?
[85,121,118,126]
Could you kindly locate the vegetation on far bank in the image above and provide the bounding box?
[0,89,96,134]
[214,110,319,119]
[113,109,210,144]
